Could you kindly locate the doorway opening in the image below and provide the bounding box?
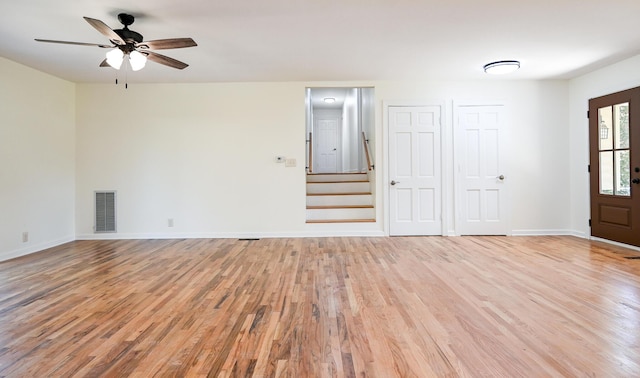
[305,87,376,223]
[305,88,375,174]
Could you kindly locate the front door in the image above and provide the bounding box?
[589,87,640,247]
[314,118,339,173]
[456,104,509,235]
[388,105,442,236]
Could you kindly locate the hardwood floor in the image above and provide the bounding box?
[0,236,639,377]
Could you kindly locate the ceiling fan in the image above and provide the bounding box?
[35,13,197,71]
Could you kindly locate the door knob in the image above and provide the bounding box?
[390,180,400,186]
[633,178,640,184]
[497,175,505,180]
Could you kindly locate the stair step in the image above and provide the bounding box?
[307,194,373,207]
[305,173,375,223]
[306,207,375,220]
[307,173,368,182]
[306,219,376,223]
[307,205,374,209]
[307,180,369,184]
[307,192,371,196]
[307,181,370,194]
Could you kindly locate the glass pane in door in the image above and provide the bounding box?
[615,150,630,196]
[614,103,629,149]
[599,106,613,150]
[600,151,613,195]
[598,102,631,197]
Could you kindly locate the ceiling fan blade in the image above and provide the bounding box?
[83,17,125,45]
[35,39,112,48]
[138,38,197,50]
[145,51,189,69]
[99,59,110,67]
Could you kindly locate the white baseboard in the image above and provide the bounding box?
[511,229,581,237]
[76,229,387,240]
[0,236,75,262]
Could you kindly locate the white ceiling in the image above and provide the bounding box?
[309,88,352,109]
[2,0,640,84]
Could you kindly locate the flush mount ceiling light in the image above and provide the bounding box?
[483,60,520,75]
[324,98,336,104]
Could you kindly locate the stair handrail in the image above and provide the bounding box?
[307,132,313,173]
[362,131,374,171]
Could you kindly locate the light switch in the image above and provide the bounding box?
[285,158,296,167]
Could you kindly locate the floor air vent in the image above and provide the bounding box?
[95,191,116,233]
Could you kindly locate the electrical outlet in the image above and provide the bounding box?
[22,232,28,243]
[168,218,174,227]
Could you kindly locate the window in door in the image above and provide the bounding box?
[598,103,630,197]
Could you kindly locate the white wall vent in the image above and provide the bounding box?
[95,191,117,233]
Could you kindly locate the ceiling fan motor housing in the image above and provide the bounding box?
[114,13,143,44]
[117,13,135,26]
[115,28,143,44]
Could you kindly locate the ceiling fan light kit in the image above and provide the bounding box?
[128,50,147,71]
[105,48,124,69]
[35,13,197,76]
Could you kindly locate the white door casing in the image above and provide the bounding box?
[388,106,443,236]
[314,118,339,173]
[455,104,509,235]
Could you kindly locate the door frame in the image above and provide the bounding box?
[383,100,448,236]
[453,100,512,236]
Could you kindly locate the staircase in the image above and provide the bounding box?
[306,173,375,223]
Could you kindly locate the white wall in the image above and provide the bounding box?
[0,58,75,261]
[568,54,640,238]
[74,79,570,239]
[76,83,307,238]
[4,55,632,257]
[342,88,359,172]
[375,80,570,235]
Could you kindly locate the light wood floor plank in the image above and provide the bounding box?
[1,236,639,376]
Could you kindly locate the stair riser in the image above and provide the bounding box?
[307,174,368,182]
[306,195,373,207]
[306,182,370,194]
[306,207,375,220]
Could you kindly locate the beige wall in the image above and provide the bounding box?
[0,51,640,260]
[0,57,75,260]
[75,79,571,238]
[76,83,307,238]
[1,55,595,258]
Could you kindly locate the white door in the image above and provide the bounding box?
[389,106,442,236]
[456,105,508,235]
[314,119,339,173]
